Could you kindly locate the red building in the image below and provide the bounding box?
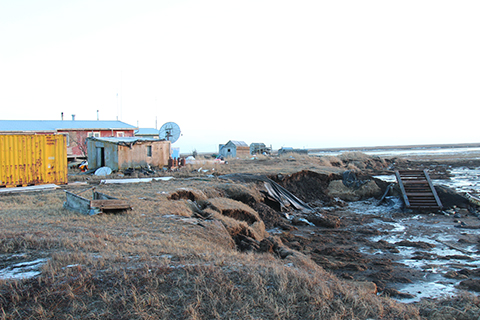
[0,120,137,160]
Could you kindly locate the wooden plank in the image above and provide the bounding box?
[0,184,59,194]
[403,181,429,184]
[90,199,131,210]
[424,169,443,209]
[406,192,435,196]
[395,170,410,208]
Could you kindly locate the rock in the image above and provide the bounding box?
[308,214,341,228]
[357,227,385,236]
[411,251,437,260]
[382,288,415,299]
[444,271,468,279]
[395,240,436,249]
[277,246,294,259]
[327,179,382,202]
[458,268,480,277]
[457,279,480,292]
[259,237,282,253]
[235,234,260,251]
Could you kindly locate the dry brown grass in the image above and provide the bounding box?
[0,156,473,319]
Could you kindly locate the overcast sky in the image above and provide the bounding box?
[1,0,479,153]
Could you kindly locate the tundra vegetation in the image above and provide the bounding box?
[1,153,479,319]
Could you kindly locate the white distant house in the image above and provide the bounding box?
[218,140,250,158]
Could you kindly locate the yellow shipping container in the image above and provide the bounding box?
[0,134,68,187]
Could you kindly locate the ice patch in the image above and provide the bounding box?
[396,280,459,303]
[391,223,405,232]
[0,258,47,280]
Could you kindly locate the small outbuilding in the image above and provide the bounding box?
[250,143,271,155]
[87,137,170,171]
[219,140,250,158]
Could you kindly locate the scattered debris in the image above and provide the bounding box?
[377,183,394,206]
[100,177,174,184]
[63,187,132,215]
[0,184,59,194]
[79,160,88,172]
[94,166,112,176]
[465,192,480,207]
[263,179,314,213]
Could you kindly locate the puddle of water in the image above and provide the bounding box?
[376,167,480,196]
[360,224,480,302]
[311,146,480,158]
[434,167,480,194]
[397,279,459,303]
[348,169,480,302]
[348,197,403,216]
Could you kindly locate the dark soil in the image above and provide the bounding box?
[248,164,480,300]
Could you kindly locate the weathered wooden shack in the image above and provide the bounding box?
[86,137,170,171]
[250,143,271,155]
[218,140,250,158]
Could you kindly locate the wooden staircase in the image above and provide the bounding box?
[395,170,443,210]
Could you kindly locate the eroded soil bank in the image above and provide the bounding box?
[166,156,480,303]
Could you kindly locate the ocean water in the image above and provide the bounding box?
[311,146,480,158]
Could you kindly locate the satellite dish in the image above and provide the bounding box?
[159,122,181,143]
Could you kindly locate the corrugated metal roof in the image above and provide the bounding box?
[135,128,159,135]
[0,120,137,132]
[228,140,249,147]
[88,137,164,144]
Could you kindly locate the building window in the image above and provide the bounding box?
[117,132,124,137]
[88,132,100,138]
[147,146,152,157]
[65,133,70,146]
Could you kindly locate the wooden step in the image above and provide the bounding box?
[395,169,443,210]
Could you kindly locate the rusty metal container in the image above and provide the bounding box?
[0,134,68,187]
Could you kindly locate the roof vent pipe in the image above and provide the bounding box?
[72,114,75,121]
[97,110,99,121]
[61,112,64,120]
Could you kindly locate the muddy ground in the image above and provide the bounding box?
[212,156,480,302]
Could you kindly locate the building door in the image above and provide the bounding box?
[96,147,105,167]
